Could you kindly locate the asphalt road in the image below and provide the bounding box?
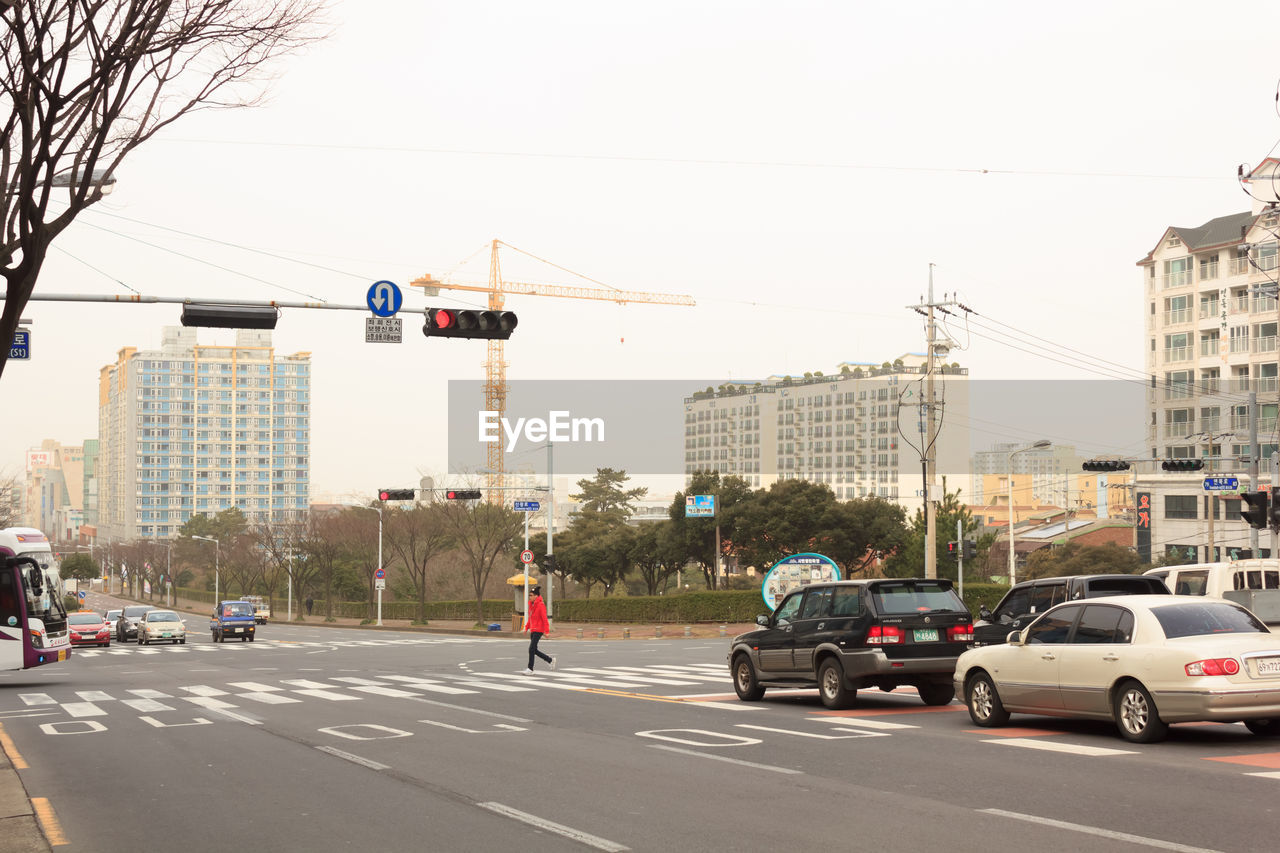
[3,593,1280,852]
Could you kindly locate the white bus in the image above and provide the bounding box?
[0,527,72,670]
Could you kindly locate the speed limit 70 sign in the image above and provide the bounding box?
[520,550,534,564]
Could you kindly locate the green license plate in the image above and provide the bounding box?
[913,628,940,642]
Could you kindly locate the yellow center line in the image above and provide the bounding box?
[0,722,29,770]
[578,688,699,705]
[31,798,69,846]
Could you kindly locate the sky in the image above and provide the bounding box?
[5,0,1280,502]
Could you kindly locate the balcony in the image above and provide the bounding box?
[1164,308,1193,326]
[1230,256,1251,276]
[1198,378,1220,394]
[1259,376,1279,394]
[1200,262,1220,281]
[1200,340,1221,358]
[1165,422,1193,439]
[1254,297,1279,314]
[1231,377,1253,393]
[1163,346,1192,363]
[1200,303,1221,320]
[1163,271,1194,289]
[1232,296,1251,313]
[1255,335,1277,354]
[1201,416,1221,432]
[1230,337,1251,354]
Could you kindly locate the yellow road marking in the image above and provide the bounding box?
[579,688,698,705]
[31,798,69,846]
[0,722,29,769]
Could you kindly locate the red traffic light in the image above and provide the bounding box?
[434,309,457,330]
[424,308,517,341]
[445,489,482,500]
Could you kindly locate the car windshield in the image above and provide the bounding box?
[105,610,121,620]
[68,613,102,625]
[123,606,152,617]
[1152,602,1268,639]
[871,581,965,614]
[148,612,179,622]
[1085,578,1166,597]
[223,603,253,616]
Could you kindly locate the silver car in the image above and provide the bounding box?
[956,594,1280,743]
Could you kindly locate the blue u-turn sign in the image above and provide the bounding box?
[366,281,402,317]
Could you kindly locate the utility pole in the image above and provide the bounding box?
[907,266,957,579]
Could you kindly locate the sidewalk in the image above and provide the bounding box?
[0,731,52,853]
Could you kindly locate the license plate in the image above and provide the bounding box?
[1256,657,1280,676]
[913,628,940,642]
[233,627,243,632]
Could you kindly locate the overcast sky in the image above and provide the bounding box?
[5,1,1280,501]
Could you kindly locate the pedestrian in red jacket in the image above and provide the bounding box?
[523,585,555,674]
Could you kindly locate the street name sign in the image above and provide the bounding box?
[1203,476,1239,491]
[9,330,30,360]
[514,500,541,512]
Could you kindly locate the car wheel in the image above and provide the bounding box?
[179,638,186,645]
[248,635,255,642]
[1114,680,1169,743]
[917,681,955,706]
[966,671,1010,727]
[1245,718,1280,736]
[817,658,856,710]
[732,654,765,701]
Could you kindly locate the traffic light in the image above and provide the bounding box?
[1269,498,1280,531]
[423,308,518,341]
[378,488,414,501]
[1161,459,1205,471]
[1082,460,1131,472]
[946,541,959,559]
[963,540,977,559]
[445,489,482,500]
[1241,491,1270,529]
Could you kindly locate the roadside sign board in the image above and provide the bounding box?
[375,578,385,590]
[77,591,86,601]
[685,494,715,517]
[520,550,534,565]
[366,280,402,317]
[365,317,402,343]
[514,500,540,512]
[375,568,386,580]
[9,330,30,360]
[1203,476,1240,491]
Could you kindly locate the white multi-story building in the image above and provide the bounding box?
[970,443,1085,506]
[96,327,311,541]
[1137,157,1280,561]
[682,354,971,514]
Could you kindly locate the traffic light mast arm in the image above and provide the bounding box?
[410,275,696,307]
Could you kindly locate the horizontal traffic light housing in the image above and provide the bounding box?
[378,489,415,501]
[1161,459,1205,471]
[1082,460,1131,472]
[423,308,518,340]
[181,303,279,329]
[445,489,482,501]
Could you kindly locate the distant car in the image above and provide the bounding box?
[957,594,1280,743]
[116,605,155,642]
[728,578,974,709]
[103,609,123,629]
[67,611,111,647]
[240,595,271,624]
[137,609,186,645]
[973,574,1170,645]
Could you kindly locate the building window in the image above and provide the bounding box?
[1165,494,1197,520]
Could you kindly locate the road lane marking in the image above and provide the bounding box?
[418,720,528,734]
[646,744,801,774]
[121,699,175,713]
[237,692,303,705]
[1245,771,1280,779]
[315,745,390,770]
[30,798,68,846]
[821,717,918,730]
[406,698,531,723]
[60,703,106,718]
[981,738,1137,756]
[478,802,629,852]
[0,722,29,769]
[735,724,886,739]
[18,693,56,706]
[979,808,1223,853]
[1204,751,1280,769]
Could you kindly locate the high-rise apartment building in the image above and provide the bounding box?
[96,327,311,542]
[970,443,1084,506]
[682,355,970,513]
[1138,157,1280,561]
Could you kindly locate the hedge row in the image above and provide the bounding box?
[173,583,1011,624]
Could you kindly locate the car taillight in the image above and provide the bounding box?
[1185,658,1240,676]
[947,624,974,642]
[867,625,903,645]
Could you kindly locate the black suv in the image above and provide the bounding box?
[727,578,973,709]
[972,574,1169,645]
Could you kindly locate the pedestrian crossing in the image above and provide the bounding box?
[70,636,480,657]
[3,663,734,723]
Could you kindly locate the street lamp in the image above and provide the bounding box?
[1007,440,1051,586]
[192,535,220,604]
[348,505,383,627]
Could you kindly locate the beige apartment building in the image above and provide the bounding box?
[1138,157,1280,561]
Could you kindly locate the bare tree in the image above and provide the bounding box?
[300,510,344,621]
[250,518,304,616]
[0,470,20,528]
[440,500,524,625]
[0,1,329,378]
[383,502,452,624]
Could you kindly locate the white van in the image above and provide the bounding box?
[1144,560,1280,624]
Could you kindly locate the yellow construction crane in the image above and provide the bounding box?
[411,239,696,497]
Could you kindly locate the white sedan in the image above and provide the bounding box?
[955,594,1280,742]
[137,609,187,645]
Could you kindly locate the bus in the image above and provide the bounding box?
[0,527,72,670]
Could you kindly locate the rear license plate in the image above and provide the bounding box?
[913,628,940,642]
[233,627,243,632]
[1255,657,1280,676]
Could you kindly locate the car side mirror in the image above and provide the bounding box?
[979,606,992,620]
[1006,630,1024,646]
[756,614,770,627]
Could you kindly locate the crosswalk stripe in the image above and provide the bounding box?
[982,737,1137,756]
[127,689,172,699]
[227,682,281,692]
[18,694,55,706]
[183,685,229,697]
[238,692,303,705]
[121,698,174,712]
[331,677,390,686]
[352,686,424,698]
[564,668,702,685]
[448,679,536,692]
[291,689,360,701]
[62,702,106,718]
[75,691,114,702]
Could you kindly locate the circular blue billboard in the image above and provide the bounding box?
[761,553,841,611]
